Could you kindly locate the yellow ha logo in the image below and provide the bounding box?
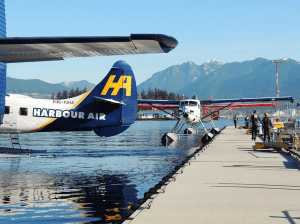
[100,75,132,96]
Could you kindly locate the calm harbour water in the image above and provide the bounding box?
[0,119,233,223]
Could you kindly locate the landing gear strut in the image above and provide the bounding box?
[210,120,220,136]
[198,119,214,147]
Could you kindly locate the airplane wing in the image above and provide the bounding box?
[0,34,178,63]
[200,96,294,105]
[201,103,276,108]
[138,96,294,108]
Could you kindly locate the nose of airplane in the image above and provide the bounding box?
[183,112,189,118]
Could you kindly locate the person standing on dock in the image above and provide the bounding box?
[262,112,273,142]
[251,110,262,141]
[245,116,250,129]
[233,115,238,128]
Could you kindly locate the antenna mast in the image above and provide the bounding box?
[271,59,283,115]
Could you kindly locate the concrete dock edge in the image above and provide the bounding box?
[124,126,300,224]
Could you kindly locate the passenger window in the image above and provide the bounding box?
[5,106,9,114]
[19,107,28,116]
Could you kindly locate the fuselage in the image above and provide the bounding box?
[179,99,201,125]
[0,93,103,133]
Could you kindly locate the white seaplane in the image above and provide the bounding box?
[138,96,294,145]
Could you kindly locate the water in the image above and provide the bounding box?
[0,119,233,223]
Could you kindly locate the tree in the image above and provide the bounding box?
[51,93,55,100]
[140,89,146,99]
[62,90,68,99]
[56,91,62,100]
[161,90,168,100]
[154,88,160,99]
[74,87,80,96]
[69,88,74,98]
[147,88,155,99]
[168,92,175,100]
[81,87,87,94]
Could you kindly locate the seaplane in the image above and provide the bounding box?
[2,61,138,137]
[138,96,294,146]
[0,34,178,149]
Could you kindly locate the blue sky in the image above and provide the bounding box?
[5,0,300,85]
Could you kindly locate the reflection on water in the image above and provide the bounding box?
[0,171,137,223]
[0,120,230,223]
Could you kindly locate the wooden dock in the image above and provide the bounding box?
[124,126,300,224]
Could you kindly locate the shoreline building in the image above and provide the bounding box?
[0,0,6,123]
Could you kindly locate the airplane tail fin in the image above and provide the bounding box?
[77,60,137,137]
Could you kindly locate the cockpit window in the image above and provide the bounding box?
[181,101,189,106]
[189,101,198,106]
[19,107,28,116]
[180,101,198,106]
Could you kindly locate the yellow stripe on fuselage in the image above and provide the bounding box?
[30,89,93,133]
[29,118,56,133]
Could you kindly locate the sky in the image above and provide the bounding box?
[5,0,300,85]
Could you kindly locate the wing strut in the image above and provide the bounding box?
[201,104,232,120]
[148,103,181,120]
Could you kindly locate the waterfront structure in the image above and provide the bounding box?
[0,0,6,123]
[137,110,175,120]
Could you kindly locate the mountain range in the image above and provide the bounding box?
[58,80,96,90]
[7,77,96,99]
[138,60,224,93]
[5,57,299,104]
[137,58,300,103]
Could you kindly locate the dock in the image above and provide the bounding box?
[125,126,300,224]
[0,147,46,157]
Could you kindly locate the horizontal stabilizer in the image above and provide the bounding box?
[93,96,125,105]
